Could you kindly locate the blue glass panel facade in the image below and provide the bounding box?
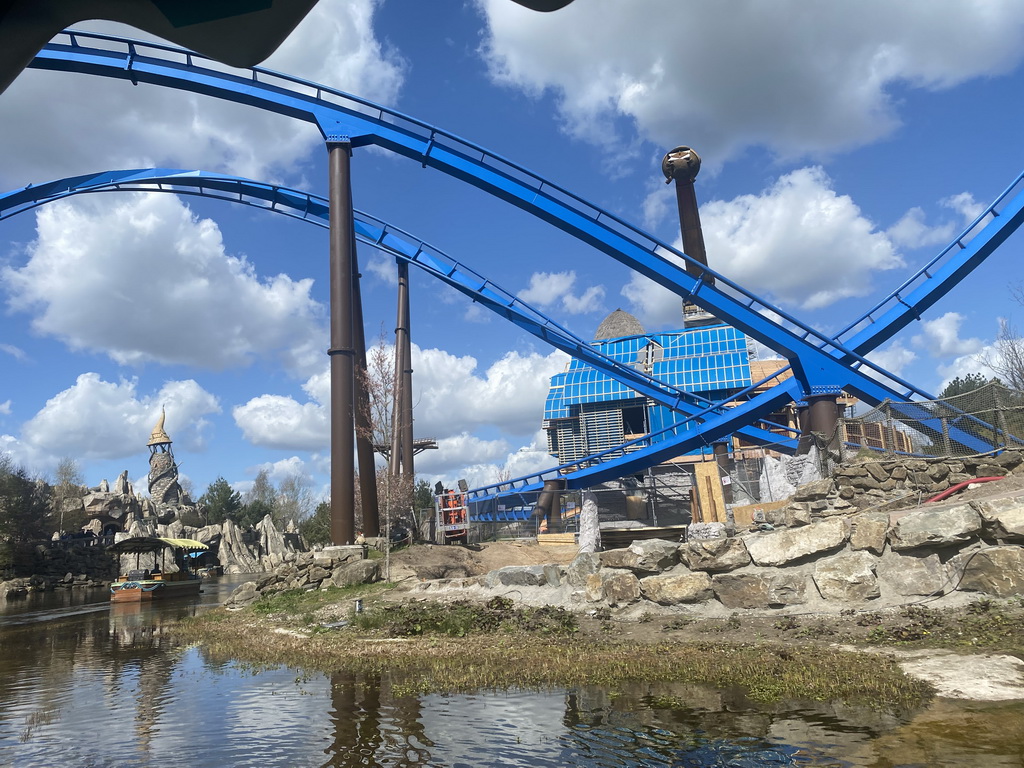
[543,323,753,460]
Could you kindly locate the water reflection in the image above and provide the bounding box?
[0,586,1022,767]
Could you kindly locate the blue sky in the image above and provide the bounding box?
[2,0,1024,503]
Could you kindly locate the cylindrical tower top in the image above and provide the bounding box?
[662,146,701,184]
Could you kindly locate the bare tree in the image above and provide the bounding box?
[986,317,1024,391]
[358,327,396,452]
[277,472,315,527]
[978,283,1024,391]
[51,457,85,534]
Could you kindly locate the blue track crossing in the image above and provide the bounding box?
[0,169,797,448]
[27,32,943,402]
[19,31,1024,495]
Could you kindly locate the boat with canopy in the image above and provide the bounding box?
[108,537,208,602]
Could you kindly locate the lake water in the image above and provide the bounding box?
[1,578,1022,767]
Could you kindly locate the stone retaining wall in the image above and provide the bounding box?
[781,450,1024,524]
[0,544,117,598]
[409,489,1024,614]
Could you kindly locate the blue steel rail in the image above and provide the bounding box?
[835,171,1024,356]
[29,30,953,409]
[22,32,1024,495]
[0,169,797,451]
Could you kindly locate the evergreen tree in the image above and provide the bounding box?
[299,501,332,546]
[199,477,243,525]
[0,454,49,571]
[938,373,990,399]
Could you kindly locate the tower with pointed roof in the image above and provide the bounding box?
[147,408,182,507]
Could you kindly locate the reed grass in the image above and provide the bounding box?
[175,596,932,708]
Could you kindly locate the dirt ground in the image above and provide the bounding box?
[386,540,579,582]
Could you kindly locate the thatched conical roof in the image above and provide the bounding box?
[594,309,645,340]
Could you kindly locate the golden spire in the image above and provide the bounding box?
[147,407,172,446]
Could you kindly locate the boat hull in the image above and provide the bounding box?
[109,578,202,602]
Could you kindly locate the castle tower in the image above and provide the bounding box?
[147,408,181,507]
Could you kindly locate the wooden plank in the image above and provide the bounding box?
[537,533,577,546]
[693,461,726,523]
[730,499,788,528]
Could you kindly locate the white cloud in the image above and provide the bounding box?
[0,343,26,361]
[0,2,404,189]
[942,192,985,223]
[478,0,1024,164]
[518,270,605,315]
[623,167,902,324]
[232,344,568,452]
[867,340,917,380]
[4,195,324,375]
[415,431,556,489]
[0,400,11,415]
[887,207,956,250]
[233,395,328,451]
[887,193,985,250]
[938,346,999,389]
[412,346,569,437]
[250,456,313,486]
[414,433,511,476]
[912,312,983,358]
[6,373,219,470]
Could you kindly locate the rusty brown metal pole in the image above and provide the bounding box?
[662,146,714,284]
[328,141,356,546]
[399,261,415,478]
[351,239,381,538]
[389,261,407,477]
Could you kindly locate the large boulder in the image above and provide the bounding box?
[679,537,750,573]
[330,559,381,588]
[973,495,1024,542]
[218,519,262,573]
[711,569,807,609]
[849,512,889,555]
[565,552,600,588]
[257,514,289,560]
[889,504,981,551]
[600,539,678,574]
[484,565,560,588]
[812,552,879,602]
[585,569,640,606]
[639,570,713,605]
[224,581,260,610]
[958,547,1024,597]
[743,518,848,567]
[876,552,945,597]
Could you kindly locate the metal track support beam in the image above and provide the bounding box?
[328,140,356,546]
[352,239,381,538]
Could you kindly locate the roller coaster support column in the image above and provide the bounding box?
[328,139,356,546]
[536,479,567,533]
[807,394,842,461]
[796,403,813,455]
[400,268,415,478]
[664,144,716,327]
[390,260,415,478]
[352,241,381,538]
[663,146,713,282]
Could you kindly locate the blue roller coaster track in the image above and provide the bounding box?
[15,30,1024,500]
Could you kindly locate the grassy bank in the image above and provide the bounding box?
[175,585,934,708]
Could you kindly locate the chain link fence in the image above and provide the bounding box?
[840,381,1024,462]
